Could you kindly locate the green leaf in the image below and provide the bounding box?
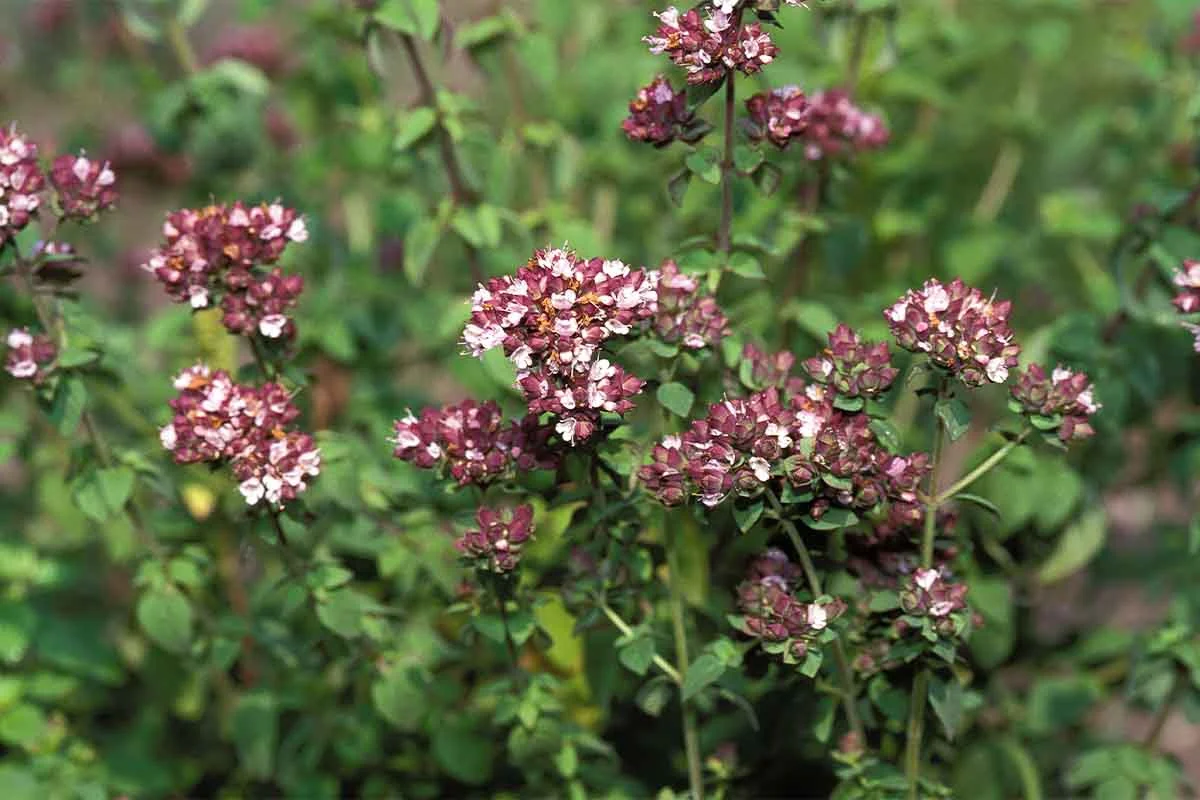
[869,419,901,452]
[230,691,277,780]
[968,577,1014,669]
[1190,514,1200,557]
[0,766,39,800]
[0,601,35,665]
[955,493,1001,517]
[636,676,673,717]
[667,168,692,207]
[1037,508,1107,584]
[0,704,46,750]
[934,397,971,441]
[372,667,424,731]
[727,253,765,279]
[55,346,99,369]
[734,499,764,533]
[929,679,965,741]
[733,145,764,174]
[753,162,782,195]
[404,218,441,285]
[73,465,136,522]
[868,591,900,612]
[617,634,656,677]
[376,0,440,40]
[799,648,824,677]
[455,12,519,50]
[656,382,694,418]
[685,147,721,185]
[177,0,210,26]
[682,654,725,700]
[394,107,438,151]
[833,394,865,413]
[432,722,494,785]
[48,376,87,435]
[782,301,839,341]
[1025,675,1100,735]
[804,508,859,531]
[317,589,375,638]
[136,585,194,655]
[686,76,725,109]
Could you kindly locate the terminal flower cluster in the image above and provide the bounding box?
[885,278,1020,386]
[5,328,56,382]
[455,504,535,574]
[621,76,698,146]
[643,6,778,85]
[801,324,898,399]
[1010,364,1100,442]
[463,246,658,444]
[653,259,729,349]
[0,127,45,245]
[142,202,308,340]
[734,548,846,661]
[48,153,117,220]
[900,567,969,621]
[391,398,558,486]
[159,365,320,507]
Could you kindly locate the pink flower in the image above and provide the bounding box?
[653,259,729,349]
[49,153,117,220]
[1011,364,1100,442]
[455,504,535,573]
[0,126,45,245]
[622,76,702,146]
[5,327,56,382]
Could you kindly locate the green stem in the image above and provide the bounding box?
[598,602,682,683]
[667,522,705,800]
[496,592,522,673]
[934,429,1029,505]
[907,378,950,798]
[165,19,200,76]
[717,38,738,256]
[1143,669,1184,751]
[764,489,865,744]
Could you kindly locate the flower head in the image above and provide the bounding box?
[801,324,897,399]
[1173,259,1200,314]
[159,365,318,507]
[143,202,307,338]
[885,278,1020,387]
[391,399,558,485]
[901,566,969,620]
[622,76,699,146]
[735,549,846,662]
[49,153,117,220]
[644,6,777,85]
[653,260,729,349]
[1010,364,1099,442]
[5,327,55,382]
[0,126,45,245]
[455,505,535,573]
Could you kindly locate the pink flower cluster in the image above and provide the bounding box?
[653,260,728,349]
[621,76,697,146]
[745,88,889,159]
[391,399,558,486]
[455,505,535,573]
[0,127,46,245]
[885,278,1020,387]
[734,548,846,661]
[48,154,116,220]
[643,6,777,85]
[5,328,55,382]
[159,365,320,507]
[1011,364,1100,442]
[900,567,969,620]
[639,382,929,521]
[801,324,898,399]
[1172,259,1200,351]
[738,344,804,395]
[142,202,308,340]
[463,246,659,444]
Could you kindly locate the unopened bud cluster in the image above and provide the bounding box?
[143,202,308,340]
[644,6,777,85]
[802,324,898,399]
[159,365,320,507]
[885,278,1020,386]
[391,399,558,486]
[1010,364,1100,442]
[653,260,729,349]
[622,76,702,146]
[5,328,56,383]
[733,548,846,662]
[455,504,535,573]
[463,246,658,444]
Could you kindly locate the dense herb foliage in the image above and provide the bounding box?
[1,1,1199,798]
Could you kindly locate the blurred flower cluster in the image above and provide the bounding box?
[745,87,888,160]
[622,76,700,146]
[4,327,55,383]
[1172,259,1200,350]
[643,5,777,85]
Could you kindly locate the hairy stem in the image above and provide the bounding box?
[906,378,950,798]
[598,601,682,683]
[934,428,1029,505]
[765,489,865,743]
[666,522,705,800]
[717,69,737,256]
[397,32,483,284]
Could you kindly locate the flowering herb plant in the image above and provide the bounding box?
[2,0,1200,798]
